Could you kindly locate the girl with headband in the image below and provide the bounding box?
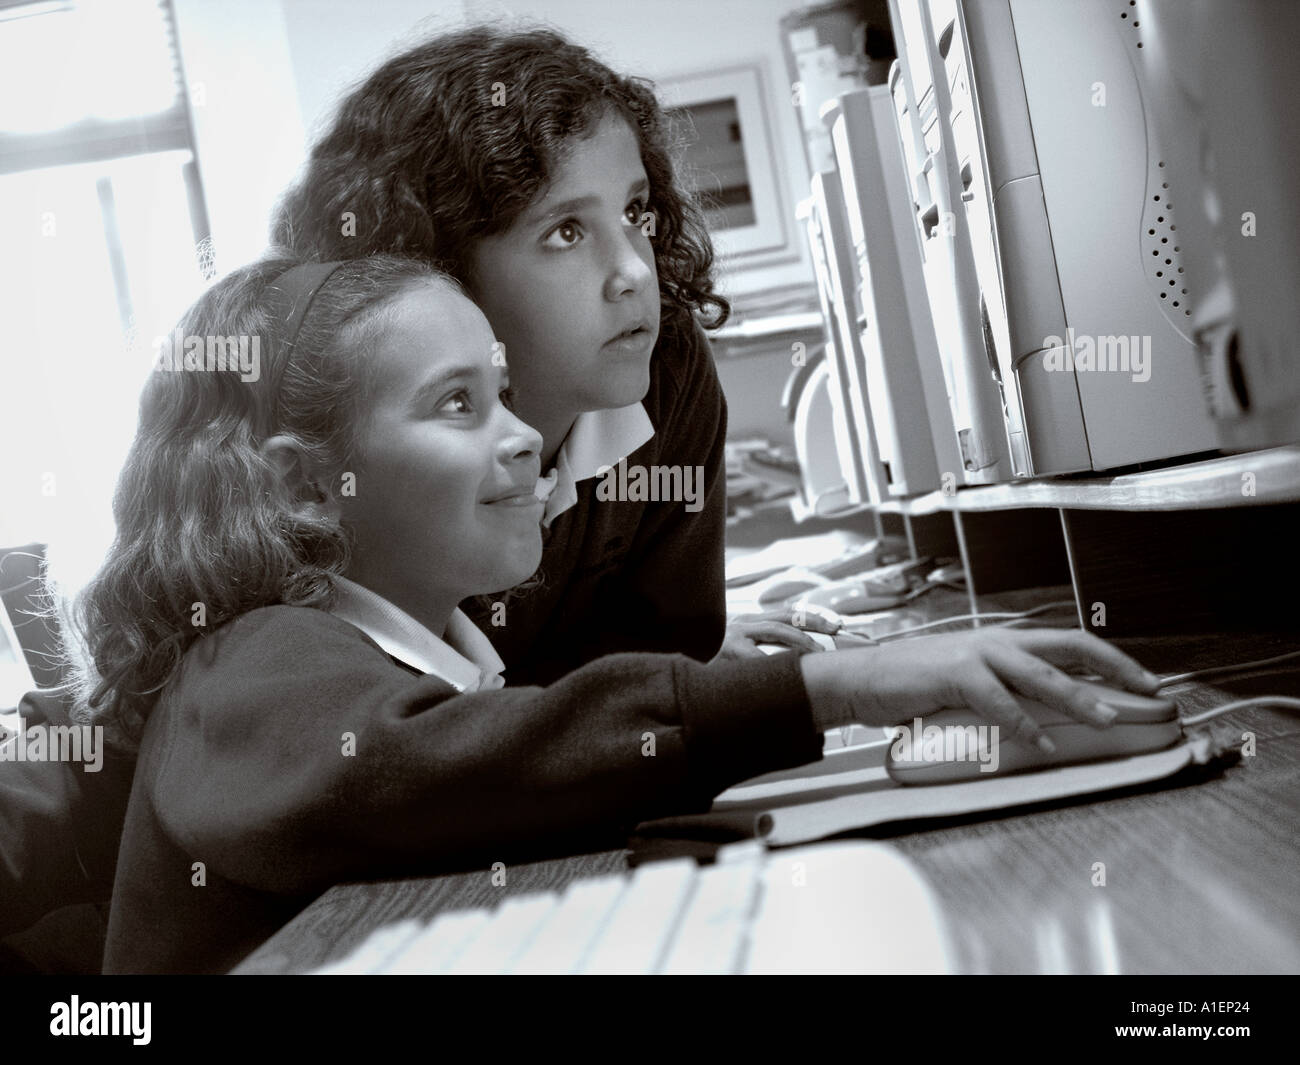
[71,254,1161,973]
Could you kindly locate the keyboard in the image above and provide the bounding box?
[310,840,954,975]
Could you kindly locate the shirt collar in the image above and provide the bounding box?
[542,402,655,527]
[330,576,505,691]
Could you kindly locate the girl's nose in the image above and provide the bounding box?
[603,230,655,301]
[499,407,543,463]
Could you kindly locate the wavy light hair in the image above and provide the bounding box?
[69,253,451,749]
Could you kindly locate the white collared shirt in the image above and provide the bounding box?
[330,576,506,692]
[540,402,654,528]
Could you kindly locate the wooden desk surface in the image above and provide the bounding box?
[234,604,1300,975]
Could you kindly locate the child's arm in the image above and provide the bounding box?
[147,608,1157,900]
[146,604,823,896]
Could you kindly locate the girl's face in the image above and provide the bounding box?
[467,110,661,420]
[340,280,544,628]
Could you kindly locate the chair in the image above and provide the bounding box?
[0,544,133,973]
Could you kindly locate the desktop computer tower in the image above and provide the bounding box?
[797,170,880,508]
[888,0,1221,476]
[824,86,962,496]
[886,0,1019,483]
[1131,0,1300,453]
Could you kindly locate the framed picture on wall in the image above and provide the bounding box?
[658,63,798,266]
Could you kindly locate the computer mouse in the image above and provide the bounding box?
[794,558,935,616]
[885,679,1181,785]
[757,578,819,606]
[926,562,966,585]
[754,570,827,608]
[795,578,907,616]
[756,632,837,655]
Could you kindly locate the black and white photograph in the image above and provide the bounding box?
[0,0,1295,1027]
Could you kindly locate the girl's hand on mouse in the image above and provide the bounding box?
[713,609,841,660]
[798,628,1162,750]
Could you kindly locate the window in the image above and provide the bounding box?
[0,0,211,592]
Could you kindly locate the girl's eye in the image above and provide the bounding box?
[543,220,581,248]
[439,390,473,415]
[625,199,649,226]
[499,386,516,412]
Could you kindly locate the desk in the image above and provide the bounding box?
[233,606,1300,975]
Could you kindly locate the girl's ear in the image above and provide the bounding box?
[260,434,342,523]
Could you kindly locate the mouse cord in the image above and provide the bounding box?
[862,600,1077,641]
[1179,695,1300,727]
[900,580,941,602]
[1158,648,1300,688]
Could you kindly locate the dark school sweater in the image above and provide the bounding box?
[101,605,823,974]
[460,312,729,686]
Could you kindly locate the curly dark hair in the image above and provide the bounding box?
[271,23,729,332]
[69,253,454,750]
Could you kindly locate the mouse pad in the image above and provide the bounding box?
[633,736,1231,852]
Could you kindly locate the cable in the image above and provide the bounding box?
[869,602,1075,640]
[854,600,1077,641]
[1179,696,1300,727]
[898,577,973,602]
[1158,648,1300,689]
[893,580,943,604]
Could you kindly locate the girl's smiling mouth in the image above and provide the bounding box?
[480,486,545,508]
